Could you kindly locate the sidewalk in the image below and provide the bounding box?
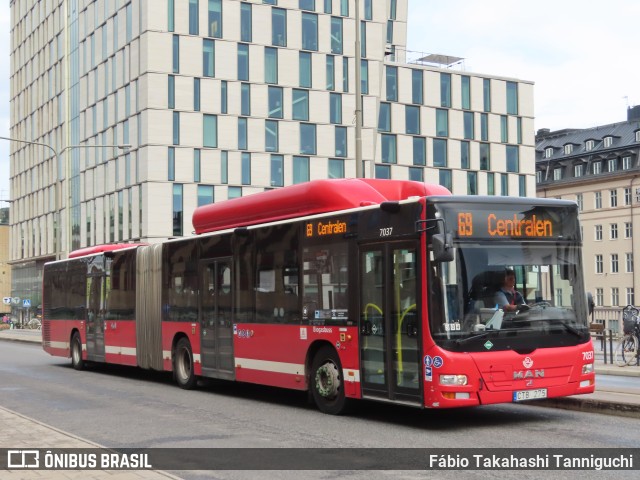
[0,328,639,479]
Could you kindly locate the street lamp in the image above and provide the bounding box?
[0,136,131,257]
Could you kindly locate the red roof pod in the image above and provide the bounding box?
[192,178,451,234]
[68,243,148,258]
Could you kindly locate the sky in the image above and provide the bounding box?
[1,0,640,200]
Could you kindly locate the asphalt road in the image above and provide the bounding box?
[1,341,639,480]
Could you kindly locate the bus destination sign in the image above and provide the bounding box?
[457,212,553,239]
[305,219,348,238]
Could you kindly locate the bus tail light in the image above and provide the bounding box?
[439,374,468,386]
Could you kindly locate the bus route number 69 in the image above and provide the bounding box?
[458,212,473,237]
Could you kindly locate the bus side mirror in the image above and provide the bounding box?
[432,233,454,263]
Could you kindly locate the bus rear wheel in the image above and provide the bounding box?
[174,337,197,389]
[71,332,84,370]
[310,346,349,415]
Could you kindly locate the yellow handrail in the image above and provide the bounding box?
[396,304,416,375]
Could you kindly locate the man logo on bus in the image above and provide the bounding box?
[523,357,534,369]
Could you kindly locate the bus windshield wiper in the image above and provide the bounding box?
[455,329,501,346]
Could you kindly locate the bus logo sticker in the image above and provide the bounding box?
[523,357,533,368]
[484,340,494,350]
[300,327,308,340]
[425,366,433,382]
[433,356,443,368]
[424,355,433,367]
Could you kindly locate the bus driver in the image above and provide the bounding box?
[494,269,526,313]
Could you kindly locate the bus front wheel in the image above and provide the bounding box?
[70,332,84,370]
[310,346,349,415]
[173,337,197,389]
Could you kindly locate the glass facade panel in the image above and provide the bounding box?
[189,0,199,35]
[433,138,447,167]
[173,184,183,236]
[331,17,343,54]
[238,43,249,80]
[208,0,222,37]
[292,89,309,121]
[197,185,214,206]
[386,66,398,101]
[461,141,470,169]
[241,152,251,185]
[440,73,451,107]
[203,39,215,77]
[268,86,283,118]
[326,55,335,90]
[266,120,279,152]
[378,102,390,132]
[302,13,318,51]
[241,83,250,115]
[405,105,420,135]
[329,158,345,178]
[330,93,342,124]
[507,81,518,115]
[506,145,519,172]
[461,76,471,109]
[238,118,248,150]
[203,114,218,147]
[436,109,448,136]
[265,47,278,84]
[381,134,397,164]
[300,124,317,154]
[241,2,252,42]
[413,137,425,166]
[293,156,310,183]
[335,126,347,157]
[412,69,423,104]
[271,154,284,186]
[299,52,312,87]
[463,111,474,139]
[272,8,287,46]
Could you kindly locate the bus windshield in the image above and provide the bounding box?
[428,240,590,352]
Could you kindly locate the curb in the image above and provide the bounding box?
[532,396,640,419]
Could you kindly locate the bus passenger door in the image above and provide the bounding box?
[86,275,106,362]
[359,244,421,404]
[199,258,235,379]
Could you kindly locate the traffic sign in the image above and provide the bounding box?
[2,297,10,305]
[12,297,20,305]
[23,299,31,307]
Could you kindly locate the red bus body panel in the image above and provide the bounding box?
[103,320,138,366]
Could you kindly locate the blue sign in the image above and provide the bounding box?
[23,299,31,308]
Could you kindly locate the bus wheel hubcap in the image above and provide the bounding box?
[315,362,340,398]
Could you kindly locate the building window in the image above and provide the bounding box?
[335,126,347,157]
[627,288,635,306]
[433,138,447,167]
[329,158,345,178]
[412,69,423,105]
[241,83,251,116]
[300,123,316,155]
[553,168,562,181]
[479,143,490,170]
[203,39,215,77]
[506,145,519,172]
[172,35,180,73]
[480,113,488,141]
[501,116,508,143]
[361,60,368,94]
[197,185,214,207]
[627,253,634,273]
[364,0,372,19]
[203,114,218,147]
[326,55,335,90]
[585,139,594,151]
[168,0,175,31]
[595,254,603,274]
[386,66,398,102]
[405,105,420,135]
[168,147,175,181]
[636,130,640,142]
[603,136,613,148]
[173,184,183,236]
[228,187,241,199]
[500,173,508,196]
[460,141,470,169]
[238,118,248,150]
[375,165,391,179]
[194,78,201,111]
[343,57,349,92]
[468,171,478,195]
[193,149,201,182]
[595,288,603,306]
[221,151,228,184]
[439,169,452,191]
[622,156,632,170]
[266,120,279,152]
[413,137,426,166]
[381,135,397,164]
[265,47,278,84]
[564,144,573,155]
[594,191,602,209]
[461,76,471,110]
[331,16,343,54]
[574,164,583,177]
[576,193,583,211]
[607,158,617,172]
[272,8,287,46]
[270,154,283,187]
[299,52,311,87]
[292,89,309,121]
[611,223,618,240]
[487,172,495,195]
[268,86,283,118]
[463,112,474,140]
[440,73,451,108]
[595,225,602,241]
[483,78,491,112]
[610,189,618,207]
[168,75,175,108]
[409,167,423,182]
[241,152,251,185]
[208,0,222,37]
[300,0,315,10]
[378,102,391,132]
[536,171,542,183]
[293,156,310,183]
[611,254,619,273]
[625,187,632,205]
[516,117,522,145]
[625,222,633,238]
[189,0,199,35]
[506,81,518,115]
[241,2,252,42]
[238,44,249,80]
[518,175,526,196]
[545,147,553,158]
[592,161,602,174]
[330,93,342,124]
[173,112,180,145]
[302,13,318,51]
[612,288,619,306]
[436,109,448,136]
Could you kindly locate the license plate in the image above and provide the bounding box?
[513,388,547,402]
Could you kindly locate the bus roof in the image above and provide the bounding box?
[68,243,148,258]
[192,178,451,234]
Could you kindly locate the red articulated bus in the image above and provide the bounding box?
[42,178,595,414]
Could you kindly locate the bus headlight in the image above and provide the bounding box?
[582,363,594,375]
[439,374,468,386]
